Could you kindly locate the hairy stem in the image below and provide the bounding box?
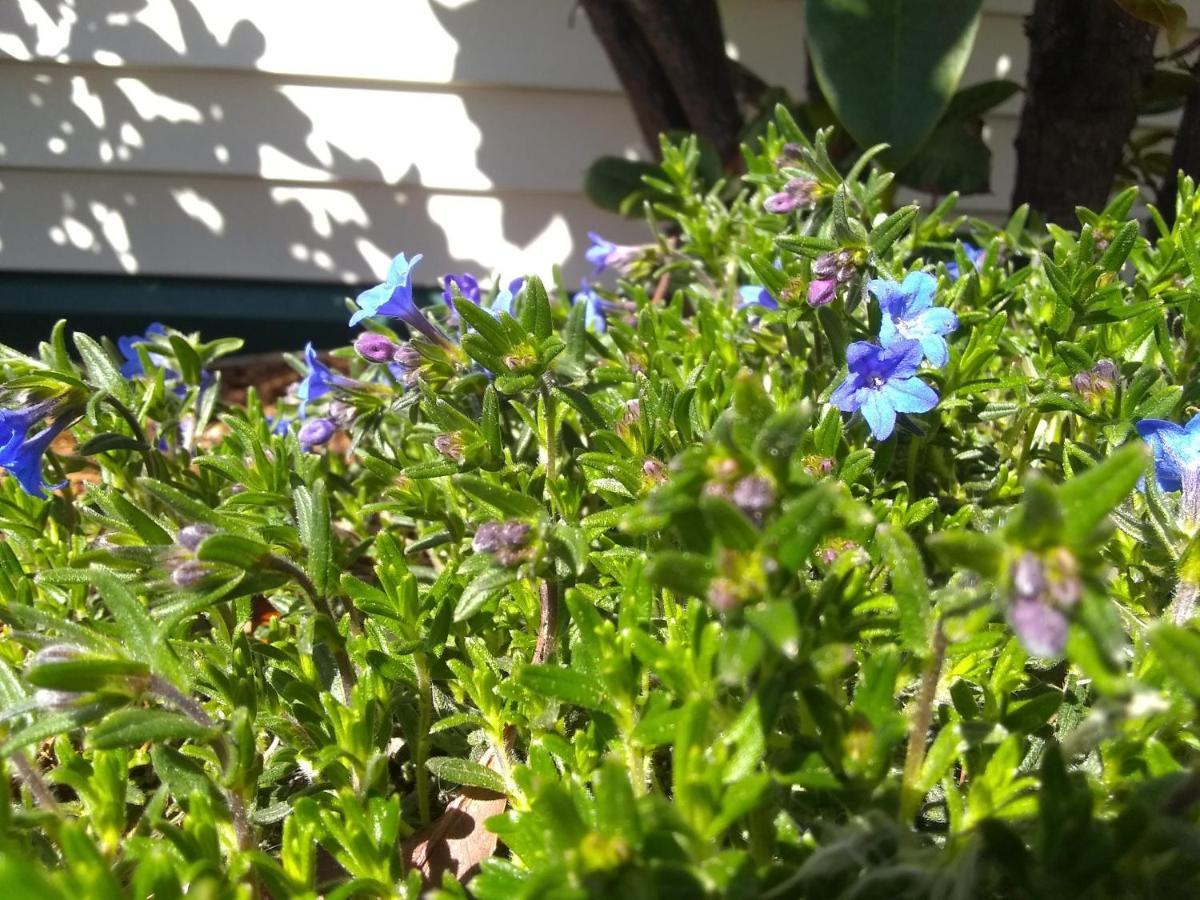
[414,651,433,826]
[11,751,60,814]
[900,623,948,824]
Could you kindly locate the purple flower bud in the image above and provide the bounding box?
[622,399,641,425]
[1008,594,1068,658]
[763,178,816,214]
[807,278,837,307]
[1090,359,1118,392]
[354,332,399,364]
[732,476,775,517]
[34,687,83,711]
[472,522,504,553]
[178,523,217,552]
[298,418,336,452]
[835,265,857,284]
[642,458,667,483]
[328,399,357,428]
[1011,552,1046,600]
[434,432,465,463]
[498,522,532,548]
[707,578,739,614]
[812,252,839,279]
[1071,372,1094,394]
[171,560,210,588]
[836,249,855,266]
[775,143,804,166]
[393,343,422,369]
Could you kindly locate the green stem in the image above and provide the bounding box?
[900,623,947,824]
[540,378,557,504]
[414,651,433,826]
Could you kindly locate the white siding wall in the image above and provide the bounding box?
[0,1,1191,286]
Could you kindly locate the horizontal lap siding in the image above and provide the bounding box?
[0,0,1190,283]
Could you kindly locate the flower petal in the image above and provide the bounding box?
[916,306,958,335]
[1008,596,1068,658]
[882,377,939,414]
[860,390,897,441]
[900,271,935,313]
[830,374,864,411]
[918,335,949,368]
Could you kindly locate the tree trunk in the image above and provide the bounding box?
[1157,60,1200,226]
[1012,0,1156,224]
[579,0,742,165]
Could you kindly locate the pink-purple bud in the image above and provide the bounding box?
[434,432,465,463]
[763,178,817,214]
[177,523,217,552]
[171,560,211,588]
[299,417,336,452]
[393,343,422,369]
[807,278,837,307]
[354,332,399,364]
[812,252,839,279]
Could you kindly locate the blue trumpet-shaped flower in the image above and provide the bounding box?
[869,272,958,368]
[737,285,779,312]
[0,413,71,498]
[492,277,524,318]
[117,322,170,378]
[1136,414,1200,493]
[442,273,481,309]
[572,282,607,333]
[946,243,986,281]
[297,343,344,417]
[0,398,59,459]
[585,232,640,275]
[830,340,939,441]
[351,252,448,345]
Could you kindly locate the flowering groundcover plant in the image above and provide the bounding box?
[2,109,1200,897]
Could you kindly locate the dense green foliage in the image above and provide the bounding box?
[2,108,1200,898]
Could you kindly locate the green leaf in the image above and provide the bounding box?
[26,657,149,692]
[88,708,217,749]
[168,335,203,386]
[876,524,931,653]
[517,664,607,711]
[76,433,149,455]
[1056,442,1147,545]
[73,331,132,404]
[868,205,918,253]
[454,568,518,622]
[196,533,271,569]
[584,155,662,214]
[1151,625,1200,697]
[425,756,507,794]
[806,0,984,162]
[294,482,333,596]
[454,475,543,519]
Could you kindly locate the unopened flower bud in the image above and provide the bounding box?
[707,577,739,614]
[178,523,217,552]
[472,522,504,553]
[836,249,855,266]
[622,399,641,426]
[763,178,817,214]
[732,476,775,518]
[393,344,422,369]
[434,432,465,463]
[808,278,837,307]
[498,522,532,548]
[328,399,357,428]
[835,264,857,284]
[775,142,804,166]
[642,458,667,483]
[299,417,336,452]
[354,331,399,364]
[29,643,86,668]
[1071,372,1093,395]
[172,560,211,588]
[812,252,839,279]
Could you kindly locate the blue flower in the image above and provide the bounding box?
[351,252,448,345]
[585,232,640,274]
[492,277,524,318]
[297,342,342,417]
[572,282,607,333]
[946,243,985,281]
[1136,415,1200,493]
[0,413,71,498]
[117,322,170,379]
[869,272,958,368]
[0,398,58,459]
[830,340,939,441]
[298,417,336,453]
[442,273,481,310]
[267,415,291,437]
[737,285,779,312]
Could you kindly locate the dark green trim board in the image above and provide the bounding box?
[0,272,442,353]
